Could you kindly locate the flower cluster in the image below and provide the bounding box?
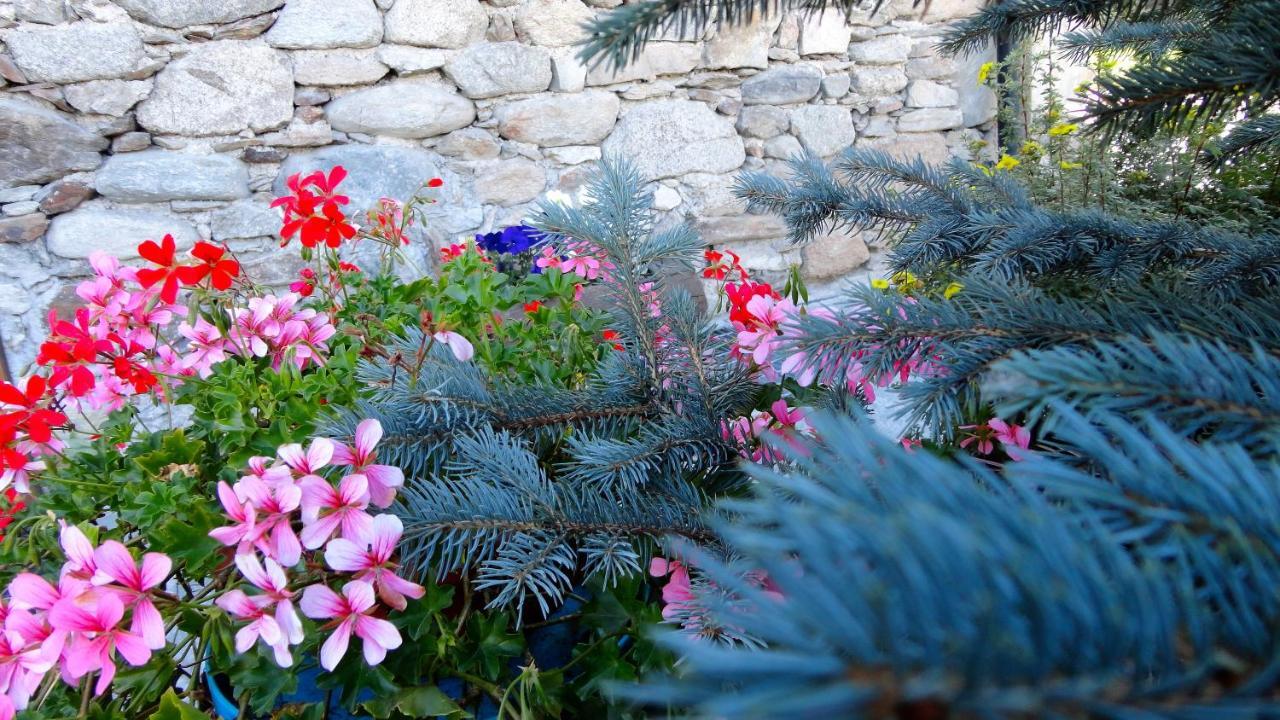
[534,239,612,282]
[182,292,336,377]
[272,167,356,249]
[211,419,420,670]
[722,399,814,465]
[0,524,173,717]
[959,417,1033,460]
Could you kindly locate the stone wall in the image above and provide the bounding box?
[0,0,994,372]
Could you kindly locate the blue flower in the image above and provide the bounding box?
[474,225,545,255]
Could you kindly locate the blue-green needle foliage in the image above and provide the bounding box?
[737,148,1280,448]
[623,411,1280,718]
[323,158,759,619]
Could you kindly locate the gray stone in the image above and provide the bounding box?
[652,185,681,211]
[213,12,280,41]
[473,159,545,206]
[445,42,552,99]
[294,87,331,106]
[95,151,250,203]
[741,64,823,105]
[764,134,803,159]
[864,132,950,164]
[435,128,501,159]
[2,201,37,216]
[290,49,389,86]
[802,231,870,280]
[514,0,593,47]
[848,35,913,64]
[898,107,963,132]
[821,73,851,98]
[376,45,452,74]
[798,8,852,55]
[244,147,289,163]
[586,42,700,85]
[851,67,908,95]
[495,91,619,147]
[790,105,854,157]
[113,0,284,28]
[861,116,896,137]
[138,41,294,136]
[6,22,145,83]
[544,145,601,165]
[736,106,790,138]
[602,100,744,180]
[327,80,474,138]
[487,14,517,42]
[0,213,47,244]
[384,0,487,49]
[0,55,27,85]
[15,0,70,24]
[265,0,382,49]
[702,14,780,70]
[953,39,997,127]
[63,80,152,117]
[36,179,94,214]
[549,49,587,92]
[0,99,106,188]
[210,199,281,240]
[0,186,37,203]
[918,0,986,22]
[111,132,153,153]
[906,80,959,108]
[47,206,198,258]
[695,214,787,245]
[906,55,955,80]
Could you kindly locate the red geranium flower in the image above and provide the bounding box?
[178,242,240,291]
[272,166,356,249]
[523,301,542,314]
[602,329,623,351]
[135,234,186,303]
[0,375,66,443]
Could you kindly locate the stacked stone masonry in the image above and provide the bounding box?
[0,0,995,370]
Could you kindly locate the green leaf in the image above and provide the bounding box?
[148,689,212,720]
[362,686,470,719]
[462,612,524,679]
[114,655,179,711]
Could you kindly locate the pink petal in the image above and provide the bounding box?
[270,639,294,668]
[369,514,402,561]
[215,590,260,619]
[377,573,424,611]
[234,624,261,654]
[63,636,104,679]
[364,465,403,509]
[649,557,670,577]
[112,630,151,666]
[306,438,334,471]
[300,513,342,550]
[276,599,305,645]
[93,651,116,696]
[254,615,282,647]
[270,526,303,568]
[355,616,400,665]
[138,553,172,590]
[324,538,369,574]
[234,553,269,590]
[299,584,344,620]
[49,600,99,635]
[60,525,95,572]
[93,593,126,629]
[353,420,382,461]
[330,442,357,467]
[276,443,307,470]
[337,474,369,505]
[341,581,375,614]
[215,481,243,518]
[339,509,374,544]
[319,618,353,671]
[208,525,248,547]
[131,597,166,650]
[9,574,59,611]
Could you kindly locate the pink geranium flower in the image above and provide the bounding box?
[48,593,150,696]
[278,438,333,486]
[988,418,1031,459]
[234,475,302,567]
[331,420,403,509]
[218,554,302,666]
[649,557,694,622]
[324,515,424,611]
[432,331,474,362]
[209,481,257,551]
[58,523,97,581]
[300,581,401,670]
[299,473,373,549]
[89,541,171,650]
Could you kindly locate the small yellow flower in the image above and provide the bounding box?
[1048,122,1079,137]
[871,278,890,290]
[943,282,963,299]
[890,271,918,286]
[994,154,1020,171]
[976,61,995,85]
[1059,160,1083,170]
[1019,140,1043,157]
